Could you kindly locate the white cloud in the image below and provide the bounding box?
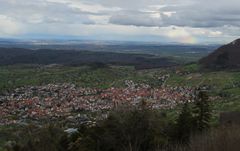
[0,0,239,44]
[0,15,22,35]
[109,10,163,27]
[160,0,240,28]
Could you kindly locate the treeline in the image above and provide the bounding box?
[2,90,240,151]
[0,48,177,69]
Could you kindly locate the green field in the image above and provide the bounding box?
[0,65,162,92]
[1,64,240,150]
[0,64,239,112]
[0,64,239,96]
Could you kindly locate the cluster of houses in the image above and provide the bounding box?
[0,81,196,126]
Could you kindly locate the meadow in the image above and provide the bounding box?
[0,64,239,112]
[0,64,240,151]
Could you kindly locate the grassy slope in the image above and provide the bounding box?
[1,64,239,113]
[1,65,240,148]
[166,64,240,115]
[0,65,161,92]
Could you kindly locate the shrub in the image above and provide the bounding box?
[187,125,240,151]
[5,125,68,151]
[70,107,173,151]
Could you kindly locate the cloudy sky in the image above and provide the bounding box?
[0,0,239,44]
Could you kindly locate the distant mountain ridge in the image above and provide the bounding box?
[200,39,240,69]
[0,47,177,69]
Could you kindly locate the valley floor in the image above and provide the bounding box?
[0,64,240,150]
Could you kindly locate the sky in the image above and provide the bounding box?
[0,0,239,44]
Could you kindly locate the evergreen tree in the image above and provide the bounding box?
[192,89,211,132]
[175,101,194,144]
